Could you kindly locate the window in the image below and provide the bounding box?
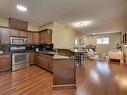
[96,37,109,44]
[75,38,78,45]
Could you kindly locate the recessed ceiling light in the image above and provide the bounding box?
[17,5,27,12]
[72,21,91,28]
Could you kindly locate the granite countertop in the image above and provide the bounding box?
[36,51,73,59]
[69,49,87,53]
[35,51,56,55]
[0,53,10,56]
[53,55,70,59]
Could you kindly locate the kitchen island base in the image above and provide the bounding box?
[53,56,76,89]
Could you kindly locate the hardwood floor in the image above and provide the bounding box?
[0,60,127,95]
[76,60,127,95]
[0,66,75,95]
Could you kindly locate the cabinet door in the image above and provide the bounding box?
[48,56,53,72]
[32,32,39,44]
[39,29,52,44]
[39,32,44,44]
[46,29,52,44]
[9,18,28,31]
[20,31,28,37]
[28,32,33,44]
[0,55,11,71]
[38,54,49,70]
[10,29,20,36]
[34,53,39,64]
[0,28,10,44]
[29,52,35,65]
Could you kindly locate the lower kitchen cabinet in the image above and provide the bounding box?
[29,52,35,65]
[34,53,39,65]
[38,55,49,70]
[0,54,11,71]
[35,53,53,72]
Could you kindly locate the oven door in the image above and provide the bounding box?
[12,53,29,65]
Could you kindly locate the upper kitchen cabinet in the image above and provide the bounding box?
[10,29,28,37]
[9,18,28,31]
[28,32,33,44]
[0,27,10,44]
[9,18,28,37]
[20,31,28,37]
[28,31,39,45]
[39,29,52,44]
[32,32,39,45]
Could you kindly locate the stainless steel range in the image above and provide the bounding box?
[10,37,29,71]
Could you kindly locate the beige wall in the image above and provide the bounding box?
[53,22,75,49]
[28,25,39,31]
[0,18,9,27]
[75,32,87,47]
[76,32,121,54]
[39,22,53,30]
[86,33,121,53]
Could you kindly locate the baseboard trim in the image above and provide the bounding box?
[53,84,76,89]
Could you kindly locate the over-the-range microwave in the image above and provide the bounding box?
[10,37,28,45]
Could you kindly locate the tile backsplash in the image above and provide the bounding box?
[0,44,9,54]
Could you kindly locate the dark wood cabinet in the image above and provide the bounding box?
[10,29,20,36]
[28,32,33,44]
[39,29,52,44]
[38,54,49,70]
[9,18,28,31]
[39,32,45,44]
[29,52,35,65]
[28,31,39,45]
[10,29,28,37]
[34,53,39,65]
[32,32,39,45]
[0,28,10,44]
[0,55,11,71]
[48,56,53,72]
[28,32,39,45]
[53,59,76,88]
[20,31,28,37]
[35,53,53,72]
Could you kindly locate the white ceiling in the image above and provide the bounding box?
[0,0,126,34]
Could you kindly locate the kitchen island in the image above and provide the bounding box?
[35,51,76,88]
[53,55,76,88]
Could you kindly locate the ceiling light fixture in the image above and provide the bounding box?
[17,5,27,12]
[72,21,91,28]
